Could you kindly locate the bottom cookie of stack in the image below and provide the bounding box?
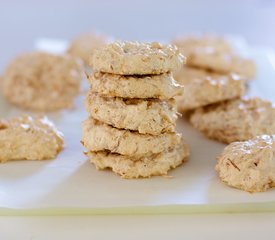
[85,142,190,179]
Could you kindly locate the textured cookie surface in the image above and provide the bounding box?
[85,92,178,135]
[175,67,246,111]
[2,52,83,111]
[67,33,108,65]
[0,116,64,162]
[186,52,256,79]
[88,72,184,99]
[216,135,275,192]
[173,35,256,79]
[172,35,233,56]
[86,141,190,179]
[82,118,181,158]
[91,41,185,75]
[190,97,275,143]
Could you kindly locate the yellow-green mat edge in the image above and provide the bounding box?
[1,201,275,216]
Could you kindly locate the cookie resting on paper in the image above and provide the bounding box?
[0,115,64,162]
[86,141,190,179]
[216,135,275,192]
[190,97,275,143]
[67,33,108,65]
[2,52,83,111]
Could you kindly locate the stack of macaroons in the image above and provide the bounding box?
[172,35,275,145]
[172,35,256,113]
[82,41,190,178]
[172,35,275,193]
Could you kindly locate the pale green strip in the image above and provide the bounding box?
[1,202,275,216]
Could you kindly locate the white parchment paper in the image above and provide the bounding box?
[0,43,274,212]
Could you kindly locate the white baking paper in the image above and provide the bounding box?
[0,43,274,214]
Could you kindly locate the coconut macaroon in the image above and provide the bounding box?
[88,72,183,100]
[0,115,64,163]
[185,52,256,79]
[86,141,189,179]
[82,118,181,158]
[67,33,108,65]
[216,135,275,192]
[190,97,275,143]
[85,93,178,135]
[172,34,256,79]
[2,52,83,111]
[175,67,246,111]
[172,34,233,56]
[91,41,185,75]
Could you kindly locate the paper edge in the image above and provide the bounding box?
[1,201,275,216]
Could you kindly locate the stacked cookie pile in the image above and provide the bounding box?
[171,35,275,146]
[82,41,190,178]
[172,35,275,193]
[172,35,256,113]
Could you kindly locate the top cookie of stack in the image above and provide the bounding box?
[83,41,189,178]
[91,41,185,75]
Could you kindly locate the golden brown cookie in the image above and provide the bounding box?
[186,52,256,79]
[216,135,275,192]
[175,67,246,111]
[0,115,63,162]
[172,35,256,79]
[86,141,189,179]
[2,52,83,111]
[82,118,181,158]
[88,72,184,99]
[91,41,185,75]
[67,33,108,65]
[85,92,178,135]
[190,97,275,143]
[172,34,233,56]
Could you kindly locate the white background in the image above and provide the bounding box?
[1,0,275,69]
[0,0,275,239]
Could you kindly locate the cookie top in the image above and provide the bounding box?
[2,52,83,111]
[91,41,185,75]
[82,118,181,158]
[86,92,178,135]
[190,97,275,143]
[216,135,275,192]
[88,72,184,99]
[186,52,256,79]
[87,141,189,179]
[67,33,108,65]
[172,34,233,56]
[0,115,64,162]
[175,67,246,111]
[172,35,256,79]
